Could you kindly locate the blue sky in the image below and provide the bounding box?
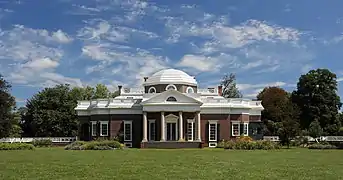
[1,0,343,107]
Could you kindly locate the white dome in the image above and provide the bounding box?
[144,69,197,86]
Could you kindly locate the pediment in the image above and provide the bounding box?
[141,90,203,105]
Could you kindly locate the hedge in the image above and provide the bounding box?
[32,139,52,147]
[308,143,337,149]
[65,140,124,150]
[217,136,280,150]
[0,143,35,150]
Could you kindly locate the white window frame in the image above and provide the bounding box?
[148,87,156,93]
[100,121,108,136]
[208,120,218,142]
[186,87,194,93]
[124,120,132,141]
[165,84,177,91]
[91,121,97,136]
[243,123,249,136]
[232,122,240,136]
[187,119,195,141]
[148,120,156,141]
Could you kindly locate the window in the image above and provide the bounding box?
[149,120,156,141]
[186,87,194,93]
[148,87,156,93]
[243,123,249,136]
[124,120,132,141]
[100,121,108,136]
[166,96,177,102]
[208,121,218,141]
[187,119,195,141]
[232,123,240,136]
[165,84,177,91]
[91,121,97,136]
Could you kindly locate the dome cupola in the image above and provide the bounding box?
[143,69,197,86]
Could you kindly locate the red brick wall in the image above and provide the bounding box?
[200,114,231,145]
[249,115,261,121]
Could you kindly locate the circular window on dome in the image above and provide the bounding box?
[165,84,177,91]
[186,87,194,93]
[148,87,156,93]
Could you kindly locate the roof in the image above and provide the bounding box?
[143,68,197,86]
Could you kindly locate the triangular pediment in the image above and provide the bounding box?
[141,90,203,105]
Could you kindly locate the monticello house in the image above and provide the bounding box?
[75,69,264,148]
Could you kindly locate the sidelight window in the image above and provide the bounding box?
[124,120,132,141]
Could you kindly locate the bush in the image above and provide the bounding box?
[64,140,123,150]
[0,143,35,150]
[32,139,52,147]
[236,136,253,142]
[308,143,337,149]
[222,140,280,150]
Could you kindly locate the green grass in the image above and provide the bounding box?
[0,148,343,180]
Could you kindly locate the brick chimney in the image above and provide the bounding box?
[218,85,223,96]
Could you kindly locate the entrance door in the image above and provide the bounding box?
[166,122,177,141]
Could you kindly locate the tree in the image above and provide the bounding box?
[257,86,299,135]
[275,100,300,147]
[0,75,16,138]
[22,84,78,137]
[93,84,110,99]
[292,68,342,135]
[220,73,242,98]
[308,119,323,143]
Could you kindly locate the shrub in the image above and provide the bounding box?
[216,140,226,148]
[223,140,280,150]
[32,139,52,147]
[0,143,35,150]
[64,140,123,150]
[308,143,337,149]
[236,136,253,142]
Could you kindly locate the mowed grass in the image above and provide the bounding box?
[0,148,343,180]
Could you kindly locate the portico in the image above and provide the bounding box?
[142,111,201,143]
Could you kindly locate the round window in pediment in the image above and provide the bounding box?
[166,96,177,102]
[148,87,156,93]
[165,84,177,91]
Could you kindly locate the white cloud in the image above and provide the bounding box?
[337,77,343,82]
[237,81,287,91]
[22,58,59,71]
[51,30,73,43]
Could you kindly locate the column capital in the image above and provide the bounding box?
[179,111,183,115]
[161,111,165,115]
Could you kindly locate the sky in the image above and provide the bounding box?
[1,0,343,107]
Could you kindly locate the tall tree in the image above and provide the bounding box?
[220,73,242,98]
[22,84,78,137]
[93,84,110,99]
[0,75,16,138]
[257,86,300,135]
[292,68,342,135]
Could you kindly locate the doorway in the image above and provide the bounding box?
[166,122,177,141]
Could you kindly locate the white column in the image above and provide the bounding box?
[196,111,201,141]
[178,111,184,141]
[160,111,165,141]
[142,111,148,142]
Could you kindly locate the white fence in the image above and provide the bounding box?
[0,137,77,143]
[263,136,343,142]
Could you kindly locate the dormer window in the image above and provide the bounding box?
[165,84,177,91]
[166,96,177,102]
[148,87,156,93]
[186,87,194,93]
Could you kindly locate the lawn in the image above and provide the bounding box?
[0,148,342,180]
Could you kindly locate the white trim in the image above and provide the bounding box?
[243,123,249,136]
[143,105,200,112]
[124,142,132,148]
[165,114,178,141]
[100,121,108,136]
[208,121,217,142]
[91,121,97,136]
[148,119,156,141]
[123,120,132,141]
[165,84,177,91]
[187,120,195,141]
[186,87,194,93]
[232,123,240,136]
[209,142,217,148]
[148,87,156,93]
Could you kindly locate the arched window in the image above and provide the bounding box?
[186,87,194,93]
[148,87,156,93]
[165,84,177,91]
[166,96,177,102]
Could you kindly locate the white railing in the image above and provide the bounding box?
[263,136,343,142]
[198,88,218,95]
[201,98,262,107]
[121,87,144,94]
[0,137,77,143]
